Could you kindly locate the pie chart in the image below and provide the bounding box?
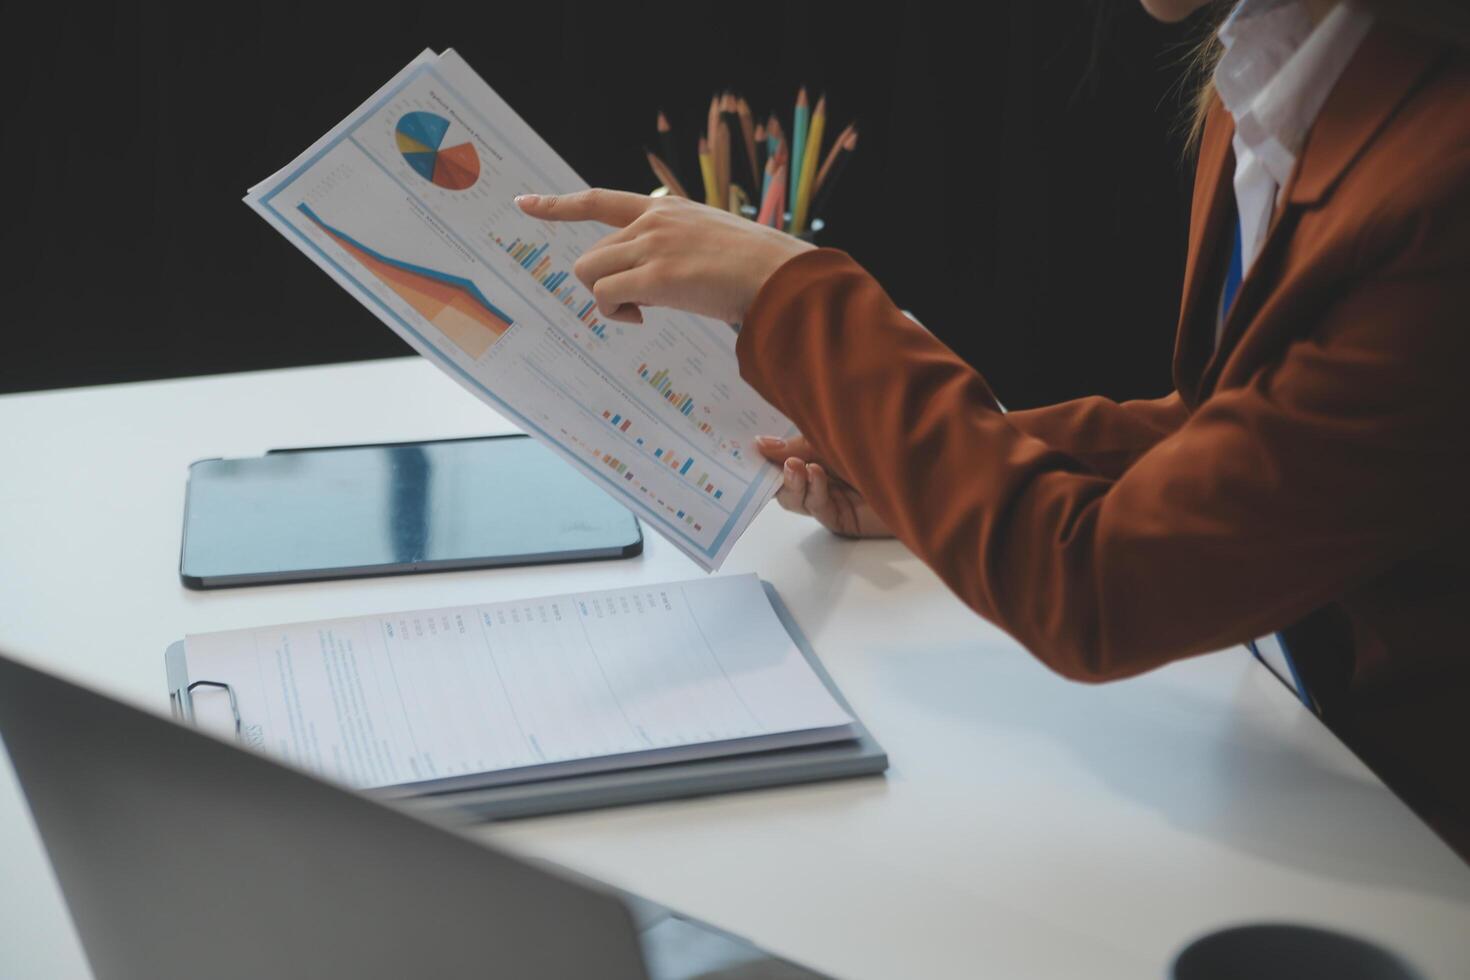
[395,111,480,191]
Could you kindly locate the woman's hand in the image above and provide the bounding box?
[515,190,814,325]
[756,435,893,539]
[516,190,882,536]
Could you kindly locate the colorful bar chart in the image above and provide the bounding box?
[300,204,513,358]
[638,363,714,434]
[557,426,706,531]
[601,410,725,500]
[493,234,607,339]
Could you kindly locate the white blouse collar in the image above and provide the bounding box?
[1214,0,1375,186]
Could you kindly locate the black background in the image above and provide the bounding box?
[2,1,1200,409]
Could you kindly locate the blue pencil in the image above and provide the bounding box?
[788,87,809,231]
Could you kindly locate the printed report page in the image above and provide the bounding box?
[246,49,794,570]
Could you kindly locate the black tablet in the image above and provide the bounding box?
[180,435,641,589]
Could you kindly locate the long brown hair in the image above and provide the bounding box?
[1183,0,1470,151]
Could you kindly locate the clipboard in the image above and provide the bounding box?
[166,581,888,821]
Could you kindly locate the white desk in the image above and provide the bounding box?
[2,357,1468,979]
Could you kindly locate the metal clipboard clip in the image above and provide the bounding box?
[169,679,243,743]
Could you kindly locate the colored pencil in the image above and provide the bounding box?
[655,87,854,229]
[814,122,854,196]
[792,93,826,235]
[764,124,776,205]
[756,157,781,225]
[809,129,856,222]
[766,114,783,161]
[706,94,721,200]
[714,117,733,211]
[756,138,785,220]
[719,94,737,198]
[767,142,789,227]
[698,136,718,206]
[767,163,787,228]
[788,87,809,230]
[656,111,686,192]
[720,94,749,195]
[728,184,749,214]
[645,148,689,199]
[735,96,759,197]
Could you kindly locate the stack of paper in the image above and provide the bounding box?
[184,574,855,794]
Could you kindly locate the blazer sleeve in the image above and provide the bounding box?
[1004,393,1187,480]
[735,246,1470,682]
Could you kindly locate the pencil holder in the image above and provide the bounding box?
[792,216,825,244]
[741,202,827,243]
[644,90,857,245]
[652,187,826,242]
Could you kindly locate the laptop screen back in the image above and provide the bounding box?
[0,653,648,980]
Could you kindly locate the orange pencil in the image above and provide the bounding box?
[766,163,787,228]
[735,96,759,195]
[711,93,728,199]
[713,118,732,211]
[656,110,686,192]
[719,93,749,195]
[756,156,781,225]
[809,129,857,222]
[645,148,689,198]
[759,140,788,227]
[814,122,855,196]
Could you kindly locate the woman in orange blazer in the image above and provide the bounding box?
[518,0,1470,857]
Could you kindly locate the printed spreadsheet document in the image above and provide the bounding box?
[183,574,854,793]
[246,49,794,570]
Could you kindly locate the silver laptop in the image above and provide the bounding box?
[0,652,827,979]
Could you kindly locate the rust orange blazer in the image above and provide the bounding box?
[735,21,1470,857]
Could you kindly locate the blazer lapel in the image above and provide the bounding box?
[1192,21,1447,400]
[1285,22,1448,208]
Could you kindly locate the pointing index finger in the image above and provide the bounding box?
[515,188,652,228]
